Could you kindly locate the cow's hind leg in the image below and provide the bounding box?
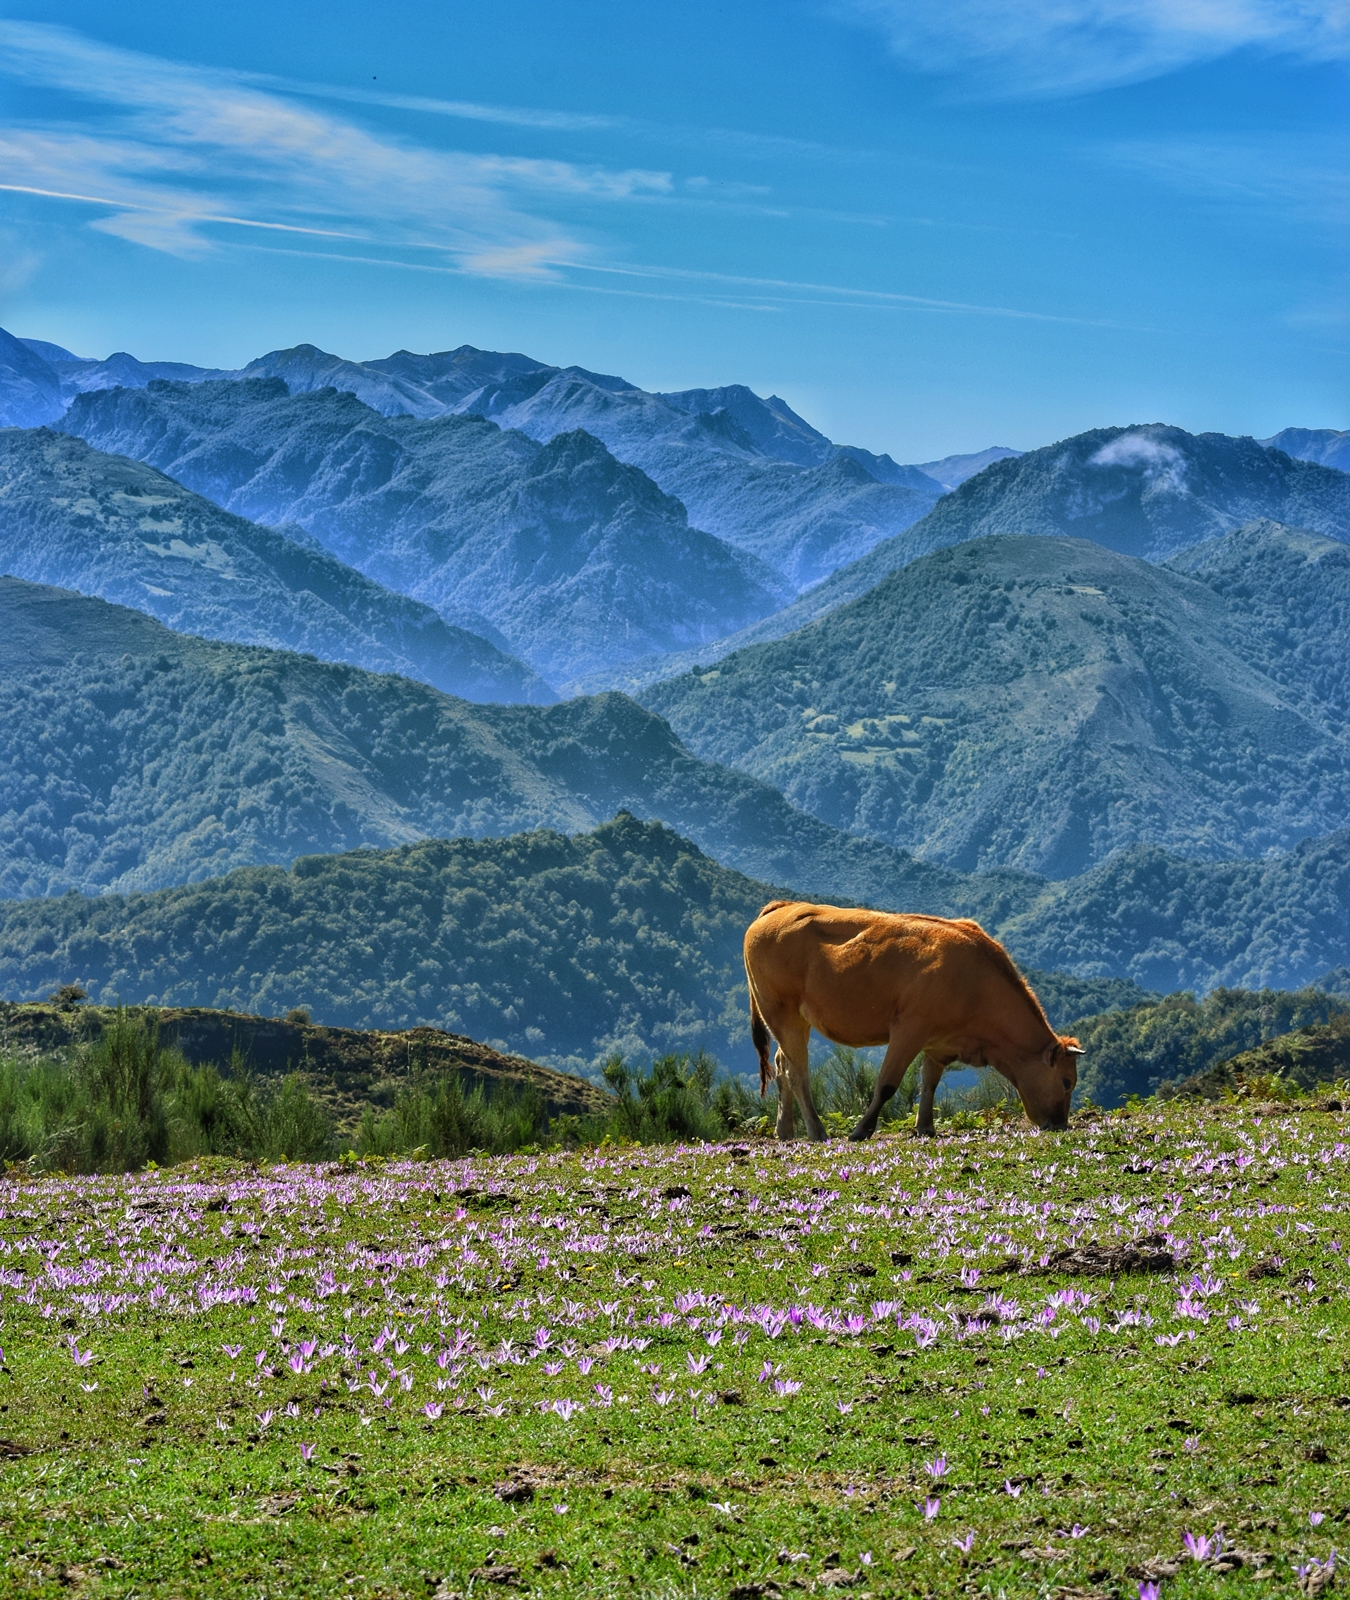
[773,1019,826,1142]
[773,1049,796,1139]
[849,1026,926,1142]
[914,1053,952,1137]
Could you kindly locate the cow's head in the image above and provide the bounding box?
[1009,1036,1083,1129]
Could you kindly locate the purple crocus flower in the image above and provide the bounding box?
[1183,1530,1222,1561]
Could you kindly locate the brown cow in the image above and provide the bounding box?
[743,900,1084,1140]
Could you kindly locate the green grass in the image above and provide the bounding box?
[2,1095,1348,1597]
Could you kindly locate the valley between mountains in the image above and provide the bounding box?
[2,323,1350,1097]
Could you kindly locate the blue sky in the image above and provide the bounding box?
[0,1,1345,459]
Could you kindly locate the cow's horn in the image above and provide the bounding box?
[1066,1045,1086,1056]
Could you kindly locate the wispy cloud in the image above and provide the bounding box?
[836,0,1350,96]
[0,22,673,273]
[561,260,1138,325]
[244,72,851,162]
[1105,133,1350,226]
[219,242,1140,327]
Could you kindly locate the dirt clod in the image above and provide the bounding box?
[1044,1233,1174,1275]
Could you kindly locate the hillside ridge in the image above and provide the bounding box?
[0,1000,607,1120]
[0,427,551,703]
[59,379,787,685]
[642,527,1350,875]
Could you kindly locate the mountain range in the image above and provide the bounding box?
[58,378,789,687]
[5,331,963,595]
[642,524,1350,876]
[4,320,1350,1081]
[0,572,1034,916]
[0,428,549,704]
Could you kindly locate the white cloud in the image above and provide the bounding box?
[836,0,1350,95]
[1090,429,1190,491]
[0,22,673,274]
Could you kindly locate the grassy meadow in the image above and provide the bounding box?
[1,1096,1348,1598]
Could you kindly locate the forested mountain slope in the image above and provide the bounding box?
[0,429,549,703]
[578,424,1350,688]
[0,575,1041,918]
[0,816,768,1074]
[1166,520,1350,727]
[643,530,1350,876]
[60,379,786,686]
[2,813,1348,1077]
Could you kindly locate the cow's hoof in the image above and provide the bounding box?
[847,1122,874,1142]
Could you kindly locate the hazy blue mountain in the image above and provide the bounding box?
[235,342,447,418]
[9,333,224,411]
[434,360,944,587]
[60,379,786,687]
[657,383,838,467]
[0,429,550,705]
[630,422,1350,675]
[1261,427,1350,475]
[655,384,939,491]
[1,813,1347,1074]
[224,344,949,588]
[917,446,1021,491]
[18,338,80,364]
[0,328,65,428]
[21,327,948,591]
[0,574,1043,920]
[642,529,1350,877]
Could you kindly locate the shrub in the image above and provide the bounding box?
[0,1011,332,1172]
[603,1051,757,1144]
[352,1074,549,1160]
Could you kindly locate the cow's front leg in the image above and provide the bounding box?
[914,1053,945,1136]
[848,1080,896,1142]
[849,1027,926,1142]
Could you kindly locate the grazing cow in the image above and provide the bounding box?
[743,900,1084,1141]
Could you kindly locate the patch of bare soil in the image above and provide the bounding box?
[1043,1233,1175,1275]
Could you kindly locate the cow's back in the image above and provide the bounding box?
[745,901,1045,1046]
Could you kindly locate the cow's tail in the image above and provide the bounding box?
[746,966,774,1097]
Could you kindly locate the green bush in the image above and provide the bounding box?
[352,1074,550,1160]
[602,1051,757,1145]
[0,1009,332,1173]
